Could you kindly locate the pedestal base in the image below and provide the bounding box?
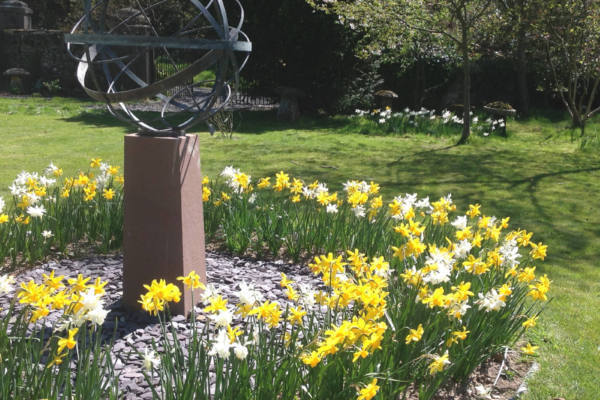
[123,133,206,315]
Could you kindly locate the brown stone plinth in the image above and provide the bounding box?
[123,133,206,315]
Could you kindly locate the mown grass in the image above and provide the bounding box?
[0,96,599,399]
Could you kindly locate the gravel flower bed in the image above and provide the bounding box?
[1,252,320,398]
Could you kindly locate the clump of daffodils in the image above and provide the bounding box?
[13,271,110,365]
[301,251,389,368]
[1,159,124,266]
[352,107,509,138]
[138,279,182,315]
[200,167,550,398]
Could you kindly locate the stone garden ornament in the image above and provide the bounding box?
[65,0,251,135]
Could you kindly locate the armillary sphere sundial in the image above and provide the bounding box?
[65,0,251,136]
[64,0,252,315]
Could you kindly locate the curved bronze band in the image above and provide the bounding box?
[66,33,252,52]
[77,47,222,103]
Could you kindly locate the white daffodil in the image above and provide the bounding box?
[474,384,492,400]
[237,282,263,306]
[209,329,231,358]
[220,166,239,180]
[314,183,328,196]
[200,283,219,303]
[500,239,521,268]
[79,288,104,313]
[210,308,234,328]
[298,283,317,308]
[454,239,472,259]
[26,205,46,218]
[476,289,506,312]
[352,205,365,218]
[42,230,53,239]
[302,186,316,199]
[9,183,26,196]
[86,306,109,326]
[233,342,249,360]
[415,196,432,213]
[45,162,58,175]
[0,274,15,295]
[39,176,56,187]
[142,347,160,372]
[451,215,468,230]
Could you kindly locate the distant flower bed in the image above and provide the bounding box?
[350,107,506,137]
[0,161,550,399]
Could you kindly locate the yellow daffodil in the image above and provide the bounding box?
[522,315,538,329]
[422,287,447,309]
[352,348,369,362]
[405,323,424,344]
[274,171,290,191]
[428,351,450,375]
[227,325,242,343]
[67,274,90,293]
[102,188,115,200]
[288,306,306,326]
[107,165,120,176]
[91,277,108,295]
[280,272,293,288]
[177,270,205,290]
[530,242,547,260]
[301,351,321,368]
[517,266,536,283]
[42,271,64,291]
[57,328,79,354]
[248,300,282,328]
[521,343,539,355]
[257,177,271,188]
[204,295,228,313]
[202,186,211,201]
[452,326,470,341]
[139,279,181,315]
[357,378,379,400]
[90,158,102,168]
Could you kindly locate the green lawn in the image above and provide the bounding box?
[1,97,599,399]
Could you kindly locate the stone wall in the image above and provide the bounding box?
[0,29,81,94]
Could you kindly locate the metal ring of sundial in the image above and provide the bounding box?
[65,0,251,135]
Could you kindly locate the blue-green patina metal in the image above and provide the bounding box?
[65,0,251,135]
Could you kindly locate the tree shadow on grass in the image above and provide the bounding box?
[63,108,131,130]
[63,108,350,134]
[386,144,459,166]
[383,149,600,267]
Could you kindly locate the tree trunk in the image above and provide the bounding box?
[516,28,530,117]
[457,45,471,145]
[414,59,425,108]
